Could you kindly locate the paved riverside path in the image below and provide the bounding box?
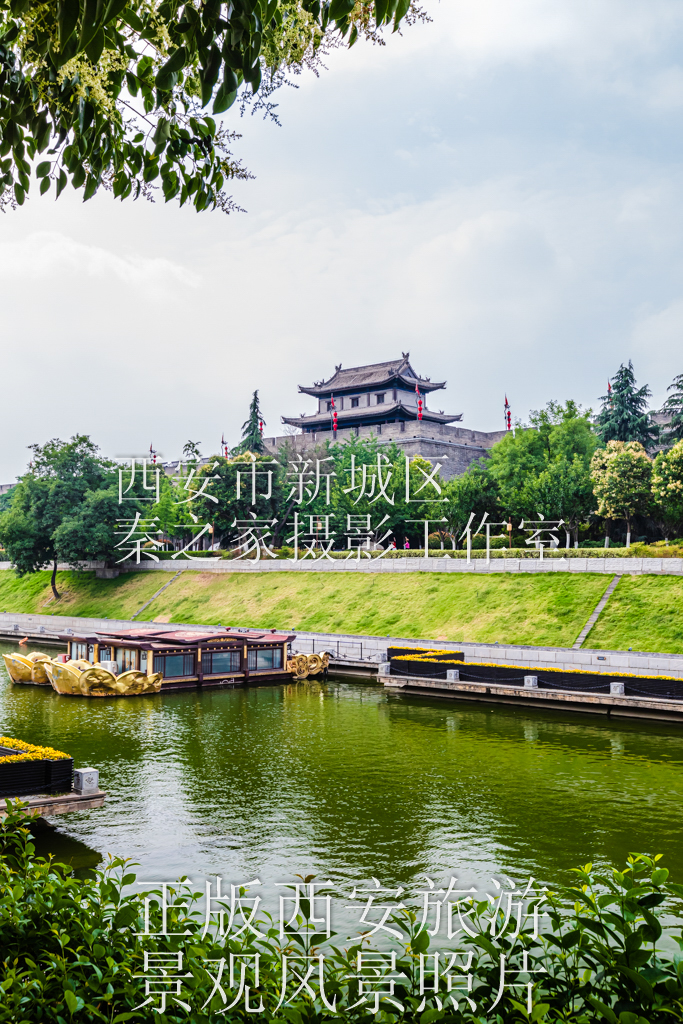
[3,556,683,575]
[2,610,683,680]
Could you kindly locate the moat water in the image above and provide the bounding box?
[1,639,682,912]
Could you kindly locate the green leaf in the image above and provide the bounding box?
[587,996,618,1024]
[36,161,51,178]
[64,990,78,1014]
[58,0,80,47]
[39,176,51,195]
[72,165,86,189]
[85,27,105,64]
[213,84,237,114]
[84,174,99,200]
[155,46,187,90]
[393,0,409,28]
[13,181,25,205]
[420,1009,443,1024]
[329,0,355,19]
[200,45,222,106]
[103,0,129,24]
[651,868,669,885]
[615,966,653,1000]
[411,928,430,953]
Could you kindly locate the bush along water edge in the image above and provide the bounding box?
[2,801,683,1022]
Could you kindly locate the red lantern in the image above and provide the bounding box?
[333,410,338,432]
[417,398,423,421]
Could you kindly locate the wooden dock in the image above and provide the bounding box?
[0,789,106,818]
[384,675,683,723]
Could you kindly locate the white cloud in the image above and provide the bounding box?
[0,231,197,292]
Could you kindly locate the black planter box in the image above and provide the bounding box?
[0,756,74,797]
[387,659,683,700]
[388,647,464,661]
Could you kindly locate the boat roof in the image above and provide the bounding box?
[58,627,294,647]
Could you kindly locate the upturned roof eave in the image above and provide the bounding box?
[282,406,462,427]
[299,378,448,397]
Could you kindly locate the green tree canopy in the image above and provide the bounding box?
[484,401,597,519]
[442,461,500,543]
[0,435,124,597]
[652,439,683,538]
[192,450,282,551]
[661,372,683,446]
[0,0,416,213]
[234,389,266,454]
[595,361,658,448]
[590,439,653,547]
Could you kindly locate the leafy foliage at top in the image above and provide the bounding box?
[0,0,416,212]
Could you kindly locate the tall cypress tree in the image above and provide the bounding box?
[596,361,658,448]
[662,372,683,445]
[234,391,266,455]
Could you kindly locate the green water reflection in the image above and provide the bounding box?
[1,639,682,896]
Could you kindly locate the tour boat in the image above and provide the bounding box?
[2,626,328,696]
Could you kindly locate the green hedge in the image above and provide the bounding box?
[128,544,683,563]
[2,801,683,1022]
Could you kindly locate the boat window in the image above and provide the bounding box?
[153,653,194,677]
[71,642,88,661]
[247,648,282,671]
[202,650,241,674]
[99,647,111,662]
[140,651,147,671]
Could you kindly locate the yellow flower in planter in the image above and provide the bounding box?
[0,736,71,764]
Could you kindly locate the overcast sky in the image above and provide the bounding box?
[2,0,683,480]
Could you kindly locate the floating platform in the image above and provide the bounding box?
[384,674,683,723]
[0,789,106,818]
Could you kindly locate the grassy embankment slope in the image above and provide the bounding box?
[0,568,610,647]
[2,569,681,651]
[584,575,683,654]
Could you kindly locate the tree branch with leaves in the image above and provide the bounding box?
[0,0,418,212]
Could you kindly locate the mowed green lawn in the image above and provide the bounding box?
[584,575,683,654]
[138,570,610,646]
[2,567,682,652]
[0,570,164,620]
[0,568,610,646]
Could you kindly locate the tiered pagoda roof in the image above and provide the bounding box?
[299,355,446,397]
[282,355,462,432]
